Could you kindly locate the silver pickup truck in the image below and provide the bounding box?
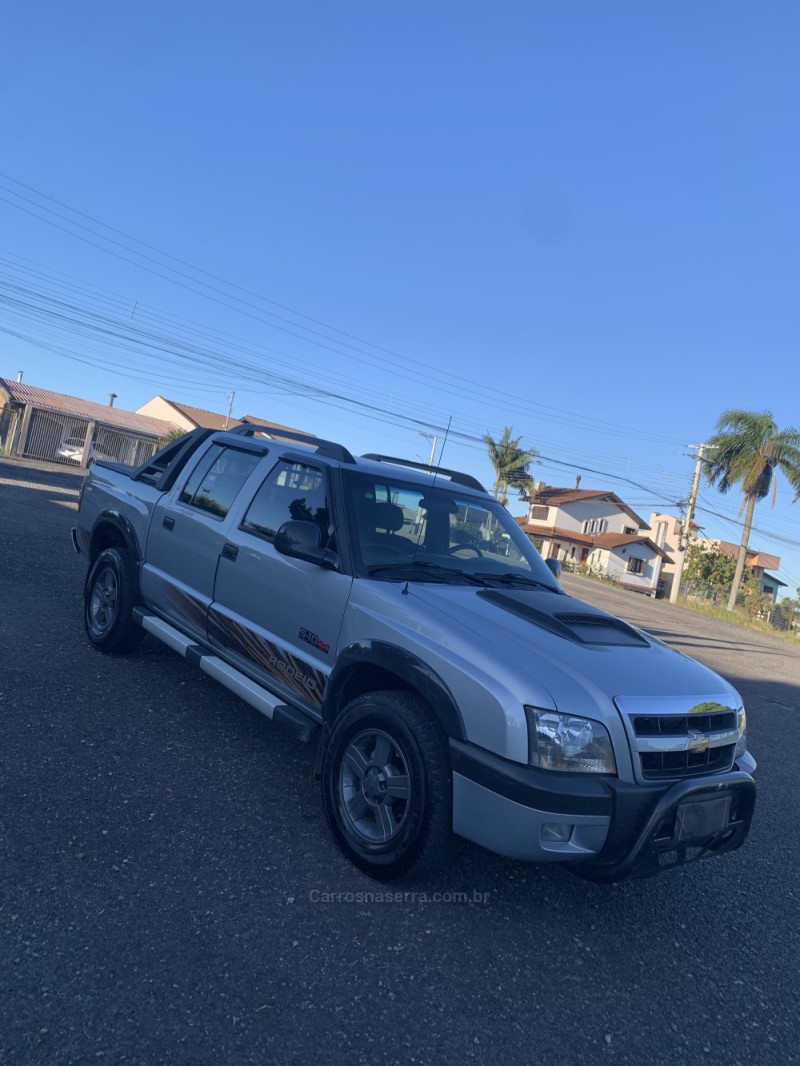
[72,424,756,882]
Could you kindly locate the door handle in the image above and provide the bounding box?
[222,543,238,562]
[162,516,175,531]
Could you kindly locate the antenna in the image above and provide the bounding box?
[436,418,453,470]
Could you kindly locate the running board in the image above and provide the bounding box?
[132,607,318,742]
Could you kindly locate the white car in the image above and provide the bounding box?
[57,432,91,462]
[58,441,90,463]
[58,438,115,465]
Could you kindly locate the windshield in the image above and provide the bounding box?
[342,469,561,590]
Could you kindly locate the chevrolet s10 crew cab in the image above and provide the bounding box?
[72,425,756,882]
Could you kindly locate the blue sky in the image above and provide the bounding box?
[2,2,799,594]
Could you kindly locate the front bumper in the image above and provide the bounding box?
[449,739,756,881]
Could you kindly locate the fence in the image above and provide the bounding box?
[24,410,90,466]
[21,408,160,467]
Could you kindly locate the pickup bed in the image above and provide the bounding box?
[72,424,756,882]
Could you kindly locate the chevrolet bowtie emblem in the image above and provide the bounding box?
[687,730,711,753]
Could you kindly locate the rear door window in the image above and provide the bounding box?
[179,445,263,519]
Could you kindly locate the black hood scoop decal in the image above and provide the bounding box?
[477,589,649,647]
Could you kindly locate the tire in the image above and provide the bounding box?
[322,690,453,882]
[84,547,144,654]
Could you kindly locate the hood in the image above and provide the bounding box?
[401,582,740,716]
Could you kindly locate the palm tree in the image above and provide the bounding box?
[703,409,800,611]
[482,427,538,505]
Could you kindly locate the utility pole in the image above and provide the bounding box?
[669,443,713,604]
[224,390,236,430]
[419,432,438,467]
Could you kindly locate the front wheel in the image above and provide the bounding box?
[84,547,144,654]
[322,691,453,882]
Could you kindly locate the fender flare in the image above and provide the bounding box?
[89,510,143,566]
[323,639,465,741]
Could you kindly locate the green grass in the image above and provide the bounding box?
[673,595,798,642]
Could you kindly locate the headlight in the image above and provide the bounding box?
[525,707,617,774]
[735,707,747,760]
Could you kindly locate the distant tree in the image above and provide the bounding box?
[159,427,188,447]
[703,410,800,611]
[770,586,800,632]
[770,595,798,632]
[683,544,759,605]
[482,427,538,505]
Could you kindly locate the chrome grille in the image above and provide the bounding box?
[622,705,739,782]
[633,711,737,737]
[639,744,736,780]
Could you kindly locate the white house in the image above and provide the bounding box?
[516,487,671,597]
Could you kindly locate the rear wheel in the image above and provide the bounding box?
[322,690,453,881]
[84,547,144,654]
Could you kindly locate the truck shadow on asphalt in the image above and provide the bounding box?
[129,632,798,921]
[639,624,791,652]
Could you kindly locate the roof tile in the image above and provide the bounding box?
[1,379,175,436]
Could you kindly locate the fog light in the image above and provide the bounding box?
[541,822,573,843]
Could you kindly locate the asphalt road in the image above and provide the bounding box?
[2,456,798,1066]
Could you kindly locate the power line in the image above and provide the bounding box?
[0,251,693,480]
[0,176,688,447]
[0,277,681,504]
[3,182,799,586]
[4,252,798,550]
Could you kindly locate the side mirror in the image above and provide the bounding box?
[274,520,337,569]
[545,557,562,578]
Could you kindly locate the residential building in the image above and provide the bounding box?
[649,517,787,602]
[0,378,174,467]
[136,397,312,441]
[516,486,671,597]
[648,511,703,599]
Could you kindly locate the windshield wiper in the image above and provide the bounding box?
[366,561,486,585]
[472,572,558,591]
